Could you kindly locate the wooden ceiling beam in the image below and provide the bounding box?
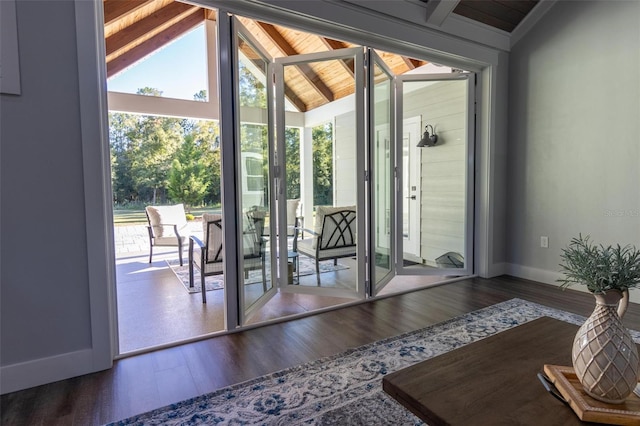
[205,8,217,21]
[105,2,198,60]
[107,9,204,79]
[256,22,334,104]
[321,38,349,50]
[238,42,308,112]
[320,37,354,76]
[283,87,308,112]
[103,0,154,26]
[402,57,425,70]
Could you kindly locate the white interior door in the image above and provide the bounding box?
[396,73,475,276]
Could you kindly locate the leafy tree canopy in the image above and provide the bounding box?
[167,135,210,210]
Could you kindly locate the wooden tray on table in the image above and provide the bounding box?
[543,364,640,425]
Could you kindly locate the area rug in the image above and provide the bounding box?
[167,257,350,294]
[107,298,640,425]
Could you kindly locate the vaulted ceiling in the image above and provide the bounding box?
[449,0,539,32]
[103,0,540,112]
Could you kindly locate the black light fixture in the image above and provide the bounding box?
[417,124,438,147]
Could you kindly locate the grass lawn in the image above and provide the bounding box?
[113,206,221,225]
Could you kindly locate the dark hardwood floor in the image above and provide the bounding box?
[2,275,640,425]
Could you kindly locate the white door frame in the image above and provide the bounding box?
[402,116,422,262]
[395,73,475,277]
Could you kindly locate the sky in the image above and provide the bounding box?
[107,25,208,101]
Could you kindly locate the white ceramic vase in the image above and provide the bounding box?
[572,289,639,404]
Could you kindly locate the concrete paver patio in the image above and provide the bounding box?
[113,221,203,255]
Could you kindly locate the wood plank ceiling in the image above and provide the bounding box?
[103,0,429,112]
[103,0,539,112]
[453,0,539,33]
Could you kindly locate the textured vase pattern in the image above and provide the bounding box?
[572,291,639,404]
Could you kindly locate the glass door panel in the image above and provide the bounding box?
[233,20,276,321]
[396,73,474,277]
[368,49,395,295]
[274,48,365,299]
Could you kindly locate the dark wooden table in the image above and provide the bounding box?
[382,317,601,425]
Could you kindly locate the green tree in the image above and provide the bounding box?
[202,148,221,205]
[238,63,267,108]
[193,89,207,102]
[312,123,333,206]
[108,87,224,207]
[187,118,221,206]
[109,112,139,204]
[167,135,210,210]
[285,127,300,199]
[137,87,163,97]
[128,114,182,204]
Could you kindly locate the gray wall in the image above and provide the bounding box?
[1,0,92,370]
[507,0,640,299]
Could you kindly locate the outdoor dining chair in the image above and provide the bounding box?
[295,205,356,286]
[189,210,267,303]
[145,203,190,266]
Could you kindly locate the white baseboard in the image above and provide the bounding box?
[504,263,564,286]
[0,348,96,395]
[504,263,640,305]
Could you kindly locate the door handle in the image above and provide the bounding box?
[406,195,416,200]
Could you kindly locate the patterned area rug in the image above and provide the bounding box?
[107,299,640,425]
[167,257,350,294]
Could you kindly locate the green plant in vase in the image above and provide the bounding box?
[558,234,640,294]
[558,234,640,404]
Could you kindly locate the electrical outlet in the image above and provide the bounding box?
[540,236,549,248]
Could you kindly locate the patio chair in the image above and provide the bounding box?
[188,211,267,303]
[243,207,268,286]
[286,199,303,237]
[295,205,356,286]
[145,204,189,266]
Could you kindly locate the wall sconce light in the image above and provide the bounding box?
[417,124,438,147]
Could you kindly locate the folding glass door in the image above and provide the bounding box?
[224,13,475,326]
[395,73,475,277]
[233,20,277,322]
[273,48,366,300]
[368,50,395,294]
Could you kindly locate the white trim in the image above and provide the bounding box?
[511,0,557,48]
[506,263,640,305]
[505,262,563,286]
[435,14,511,52]
[304,96,354,128]
[75,0,117,365]
[205,19,219,113]
[0,349,96,394]
[108,91,218,120]
[426,0,461,27]
[474,68,492,278]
